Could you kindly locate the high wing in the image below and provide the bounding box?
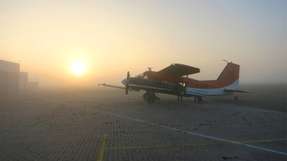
[157,63,200,77]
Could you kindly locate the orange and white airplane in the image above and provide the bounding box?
[100,61,247,103]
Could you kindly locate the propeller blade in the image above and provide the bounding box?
[125,71,130,95]
[127,71,130,80]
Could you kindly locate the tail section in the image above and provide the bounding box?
[217,62,240,89]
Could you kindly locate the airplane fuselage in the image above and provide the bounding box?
[102,62,243,103]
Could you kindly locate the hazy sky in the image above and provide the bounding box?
[0,0,286,87]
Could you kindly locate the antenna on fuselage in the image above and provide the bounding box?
[222,59,230,64]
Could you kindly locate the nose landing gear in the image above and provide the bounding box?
[143,91,159,104]
[194,96,203,103]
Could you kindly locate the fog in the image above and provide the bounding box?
[1,0,286,87]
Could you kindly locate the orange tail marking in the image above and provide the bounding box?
[217,62,240,85]
[183,62,240,88]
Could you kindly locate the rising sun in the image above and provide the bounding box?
[70,60,87,77]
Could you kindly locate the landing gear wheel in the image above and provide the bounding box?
[143,92,158,104]
[194,96,203,103]
[233,95,239,101]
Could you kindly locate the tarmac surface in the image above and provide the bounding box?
[0,90,286,161]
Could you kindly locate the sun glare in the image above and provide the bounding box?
[70,60,87,77]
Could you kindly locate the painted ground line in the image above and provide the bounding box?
[101,111,287,156]
[242,138,287,144]
[96,134,107,161]
[107,142,219,150]
[107,137,287,150]
[233,105,287,115]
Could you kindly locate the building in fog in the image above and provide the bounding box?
[27,81,38,90]
[0,60,20,96]
[0,59,39,97]
[19,72,39,92]
[19,72,28,91]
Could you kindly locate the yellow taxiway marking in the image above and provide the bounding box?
[96,135,107,161]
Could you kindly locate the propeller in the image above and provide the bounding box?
[125,71,130,95]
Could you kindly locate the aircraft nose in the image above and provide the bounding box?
[121,79,127,86]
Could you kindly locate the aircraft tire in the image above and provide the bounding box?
[143,92,156,104]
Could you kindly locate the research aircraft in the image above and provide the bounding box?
[100,61,247,103]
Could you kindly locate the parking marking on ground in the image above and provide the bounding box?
[107,142,219,150]
[242,138,287,144]
[96,134,107,161]
[234,105,287,115]
[101,111,287,156]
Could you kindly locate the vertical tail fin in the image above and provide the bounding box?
[217,62,240,88]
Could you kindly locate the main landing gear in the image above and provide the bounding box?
[143,91,159,104]
[233,95,239,101]
[194,96,203,103]
[177,95,183,103]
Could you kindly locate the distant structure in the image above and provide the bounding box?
[27,81,38,90]
[19,72,28,91]
[0,60,20,97]
[0,59,39,98]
